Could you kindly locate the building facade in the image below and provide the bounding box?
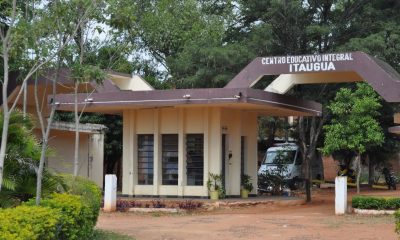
[121,107,258,197]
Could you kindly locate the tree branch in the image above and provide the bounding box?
[9,2,98,113]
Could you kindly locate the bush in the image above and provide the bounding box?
[25,193,97,239]
[352,196,400,210]
[0,205,61,240]
[60,174,102,225]
[0,175,101,240]
[395,210,400,234]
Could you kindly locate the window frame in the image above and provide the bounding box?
[161,134,179,185]
[137,134,154,185]
[186,134,204,186]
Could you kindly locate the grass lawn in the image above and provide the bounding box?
[92,229,134,240]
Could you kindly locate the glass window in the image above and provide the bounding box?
[241,136,245,182]
[138,134,154,185]
[263,150,296,165]
[162,134,178,185]
[186,134,204,186]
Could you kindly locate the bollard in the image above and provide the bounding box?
[335,176,347,215]
[104,174,117,212]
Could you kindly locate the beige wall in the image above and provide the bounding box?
[122,106,259,197]
[37,130,104,187]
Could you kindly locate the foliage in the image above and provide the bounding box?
[71,64,106,84]
[0,110,62,207]
[241,174,253,192]
[323,83,384,193]
[26,193,98,240]
[322,83,384,155]
[352,196,400,210]
[59,174,102,225]
[4,187,101,240]
[0,205,61,240]
[207,173,225,198]
[108,0,241,88]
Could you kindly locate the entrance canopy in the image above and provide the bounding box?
[225,51,400,102]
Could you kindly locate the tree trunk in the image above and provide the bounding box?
[36,141,47,205]
[298,116,324,203]
[368,155,375,186]
[73,83,80,176]
[356,153,361,194]
[23,81,27,118]
[0,50,11,192]
[0,113,10,192]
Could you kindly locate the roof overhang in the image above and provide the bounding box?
[225,51,400,102]
[53,88,322,116]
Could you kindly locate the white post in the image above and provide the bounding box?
[104,174,117,212]
[335,176,347,215]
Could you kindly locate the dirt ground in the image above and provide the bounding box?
[97,188,400,240]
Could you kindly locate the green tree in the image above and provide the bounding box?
[322,83,384,194]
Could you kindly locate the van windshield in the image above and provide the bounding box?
[263,150,296,165]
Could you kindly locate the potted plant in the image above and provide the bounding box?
[207,173,223,200]
[241,174,253,198]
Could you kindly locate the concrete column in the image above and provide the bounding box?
[131,111,138,189]
[230,110,242,196]
[104,174,117,212]
[246,112,258,195]
[335,176,347,215]
[203,107,210,195]
[153,109,160,195]
[178,108,185,196]
[89,133,104,188]
[208,108,221,174]
[122,110,134,195]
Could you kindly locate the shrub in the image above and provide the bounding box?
[59,174,102,225]
[352,196,400,210]
[0,205,61,240]
[395,210,400,234]
[26,193,96,239]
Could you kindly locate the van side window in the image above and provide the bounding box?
[295,152,303,165]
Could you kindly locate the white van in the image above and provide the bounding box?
[258,143,303,184]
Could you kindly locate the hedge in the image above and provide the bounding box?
[0,176,102,240]
[0,205,61,240]
[352,196,400,210]
[396,210,400,234]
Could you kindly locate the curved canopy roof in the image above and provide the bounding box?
[225,51,400,102]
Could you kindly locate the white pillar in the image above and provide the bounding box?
[153,109,160,195]
[335,176,347,215]
[104,174,117,212]
[177,108,185,196]
[203,107,209,196]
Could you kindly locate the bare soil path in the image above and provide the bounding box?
[97,189,399,240]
